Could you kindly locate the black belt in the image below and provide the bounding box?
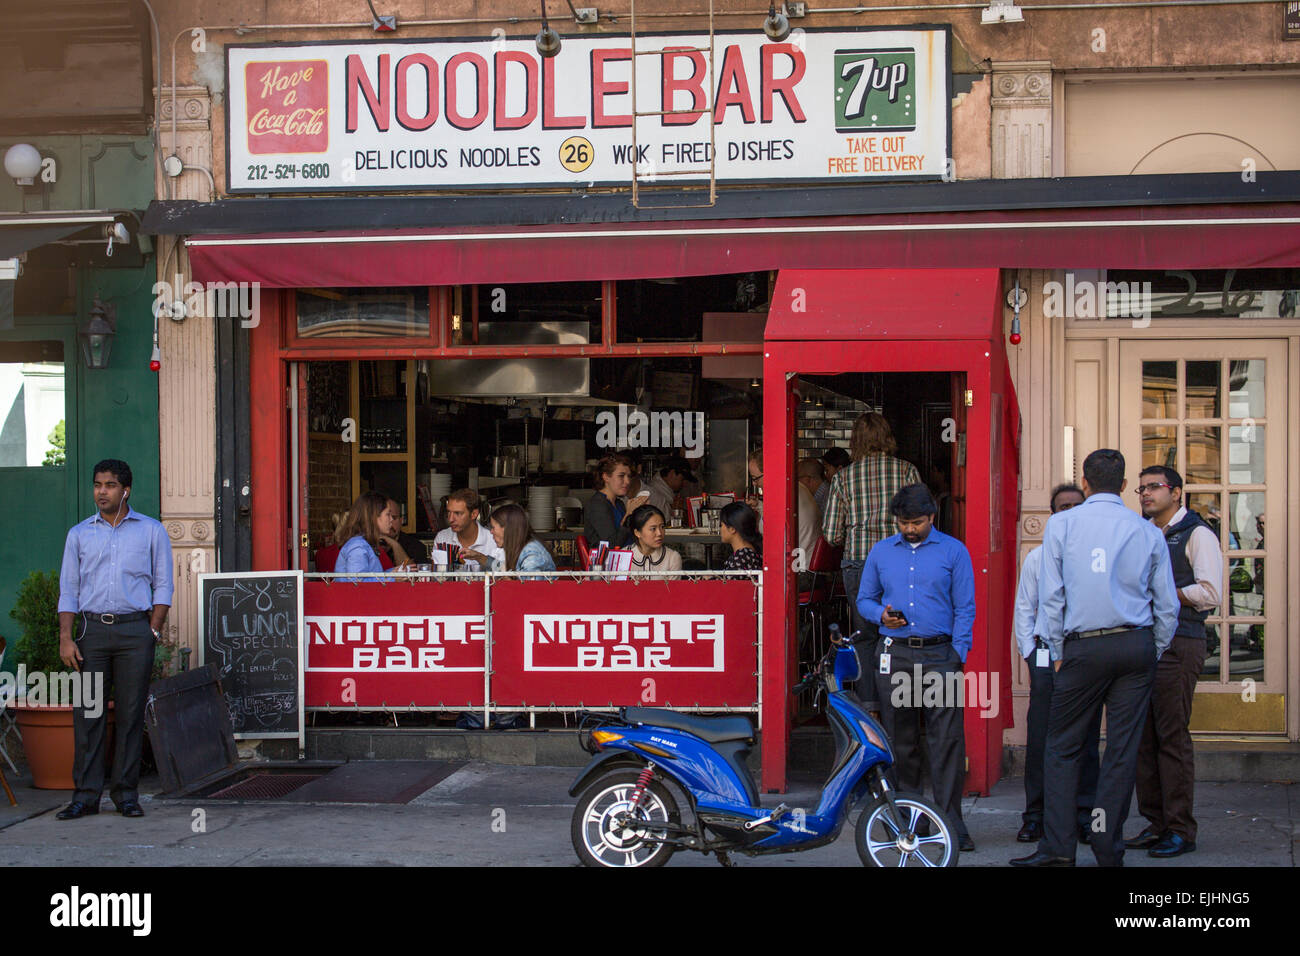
[1066,625,1140,640]
[84,610,148,625]
[887,634,951,648]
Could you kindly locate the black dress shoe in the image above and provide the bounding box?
[118,800,145,818]
[1009,850,1074,867]
[958,832,975,852]
[1148,833,1195,858]
[55,801,100,820]
[1016,821,1042,843]
[1124,826,1164,849]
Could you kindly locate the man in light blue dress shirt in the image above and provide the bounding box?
[55,460,173,821]
[858,483,977,851]
[1011,449,1179,868]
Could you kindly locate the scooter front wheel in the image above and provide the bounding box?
[571,770,680,868]
[855,793,958,867]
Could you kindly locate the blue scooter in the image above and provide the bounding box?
[568,624,958,867]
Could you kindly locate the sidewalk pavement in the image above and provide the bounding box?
[1,761,1295,866]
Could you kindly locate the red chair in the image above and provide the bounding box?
[575,535,592,571]
[797,536,846,656]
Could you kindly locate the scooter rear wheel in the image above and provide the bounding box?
[855,793,959,867]
[571,770,680,868]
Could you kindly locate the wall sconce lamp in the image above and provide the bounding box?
[981,1,1025,24]
[365,0,397,31]
[536,0,562,58]
[763,3,791,41]
[4,143,42,186]
[79,296,117,370]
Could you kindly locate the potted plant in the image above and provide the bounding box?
[10,570,80,788]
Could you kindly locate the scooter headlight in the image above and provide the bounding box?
[858,718,892,759]
[591,730,624,749]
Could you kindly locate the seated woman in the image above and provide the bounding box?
[627,504,683,575]
[465,502,556,574]
[583,453,648,549]
[334,491,393,581]
[719,501,763,571]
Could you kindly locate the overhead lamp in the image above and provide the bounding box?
[763,3,791,42]
[79,296,117,370]
[536,0,562,58]
[981,1,1024,24]
[749,378,760,388]
[4,143,42,186]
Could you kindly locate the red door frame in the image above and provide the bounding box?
[760,339,1017,795]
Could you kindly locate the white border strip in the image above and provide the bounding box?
[186,217,1300,248]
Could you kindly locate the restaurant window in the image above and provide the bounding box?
[0,341,65,468]
[616,272,770,344]
[1091,269,1300,323]
[449,282,603,346]
[296,287,430,338]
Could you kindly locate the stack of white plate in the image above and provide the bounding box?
[428,472,452,504]
[528,485,557,531]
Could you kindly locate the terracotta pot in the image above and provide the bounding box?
[13,704,116,791]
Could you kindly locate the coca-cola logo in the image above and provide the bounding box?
[245,60,328,154]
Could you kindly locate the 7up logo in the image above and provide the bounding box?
[834,49,916,133]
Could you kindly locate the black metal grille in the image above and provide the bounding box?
[206,772,324,800]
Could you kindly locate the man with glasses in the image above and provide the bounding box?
[1126,465,1221,858]
[1011,449,1179,867]
[1013,483,1100,846]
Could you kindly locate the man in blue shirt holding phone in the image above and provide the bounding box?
[858,483,977,851]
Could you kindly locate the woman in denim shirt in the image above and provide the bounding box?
[334,491,391,582]
[466,503,556,575]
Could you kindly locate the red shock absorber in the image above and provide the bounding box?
[629,763,656,809]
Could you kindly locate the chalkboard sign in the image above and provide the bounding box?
[197,571,304,747]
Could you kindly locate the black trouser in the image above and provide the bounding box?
[1040,628,1157,866]
[1024,647,1102,828]
[72,616,155,807]
[1136,635,1207,841]
[870,636,968,837]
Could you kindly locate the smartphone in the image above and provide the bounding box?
[890,609,909,625]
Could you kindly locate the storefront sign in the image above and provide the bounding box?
[1287,2,1300,40]
[225,27,950,192]
[491,579,757,707]
[303,579,487,707]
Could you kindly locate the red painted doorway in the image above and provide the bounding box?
[759,269,1018,795]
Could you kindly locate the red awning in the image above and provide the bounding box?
[765,268,1002,342]
[185,204,1300,288]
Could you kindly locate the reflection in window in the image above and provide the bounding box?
[1141,361,1177,418]
[0,342,65,468]
[296,288,429,338]
[1141,425,1176,471]
[1228,425,1266,484]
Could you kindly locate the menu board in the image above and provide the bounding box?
[197,571,305,745]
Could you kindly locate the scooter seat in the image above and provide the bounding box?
[624,707,754,744]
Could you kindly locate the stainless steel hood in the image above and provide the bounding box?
[427,320,623,404]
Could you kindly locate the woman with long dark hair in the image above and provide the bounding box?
[719,501,762,571]
[627,504,683,575]
[582,453,647,547]
[478,503,556,573]
[334,491,392,580]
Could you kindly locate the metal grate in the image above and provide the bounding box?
[206,772,325,800]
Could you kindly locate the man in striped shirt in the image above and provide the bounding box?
[822,412,921,696]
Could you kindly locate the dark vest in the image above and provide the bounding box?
[1162,509,1212,640]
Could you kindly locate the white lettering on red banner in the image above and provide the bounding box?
[225,28,949,192]
[523,614,724,671]
[305,615,485,672]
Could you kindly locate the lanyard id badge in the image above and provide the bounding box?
[1036,647,1050,668]
[879,636,893,674]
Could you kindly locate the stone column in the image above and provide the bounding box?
[990,61,1052,180]
[154,86,216,665]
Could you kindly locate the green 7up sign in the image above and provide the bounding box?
[834,49,917,133]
